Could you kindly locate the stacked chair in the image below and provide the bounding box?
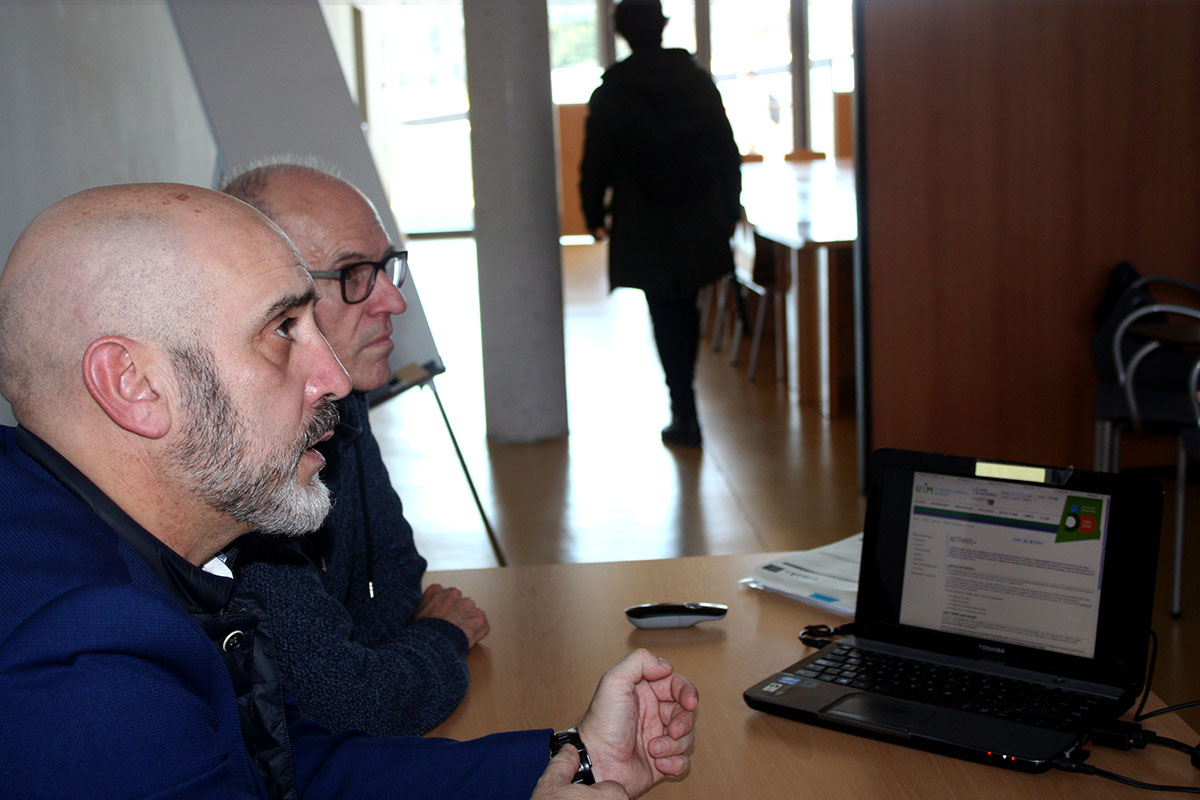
[1091,263,1200,616]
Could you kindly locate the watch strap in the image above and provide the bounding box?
[549,727,595,785]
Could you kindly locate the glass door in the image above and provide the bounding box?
[323,2,474,235]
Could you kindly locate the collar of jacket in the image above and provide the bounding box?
[329,391,377,598]
[330,390,367,443]
[15,426,233,614]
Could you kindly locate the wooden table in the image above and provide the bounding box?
[740,159,858,417]
[429,553,1199,799]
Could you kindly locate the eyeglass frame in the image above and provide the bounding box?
[307,249,408,305]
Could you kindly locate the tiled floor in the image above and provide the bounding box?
[371,237,1200,734]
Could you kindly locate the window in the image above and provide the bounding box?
[549,1,604,104]
[710,0,793,159]
[807,0,855,157]
[323,2,474,234]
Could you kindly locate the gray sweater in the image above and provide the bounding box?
[234,391,469,736]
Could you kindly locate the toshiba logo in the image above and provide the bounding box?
[977,644,1006,654]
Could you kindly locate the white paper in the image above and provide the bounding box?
[740,532,862,618]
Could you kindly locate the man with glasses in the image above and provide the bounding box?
[223,162,488,737]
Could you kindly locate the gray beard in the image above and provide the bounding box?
[167,344,338,536]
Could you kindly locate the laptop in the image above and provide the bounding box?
[744,448,1164,773]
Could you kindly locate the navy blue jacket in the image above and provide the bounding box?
[235,391,469,736]
[0,426,547,799]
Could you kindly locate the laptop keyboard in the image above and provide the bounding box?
[791,644,1108,733]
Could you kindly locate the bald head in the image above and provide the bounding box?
[0,183,299,428]
[223,163,383,246]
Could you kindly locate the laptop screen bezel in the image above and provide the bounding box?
[855,448,1163,698]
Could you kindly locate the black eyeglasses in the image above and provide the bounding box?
[308,250,408,304]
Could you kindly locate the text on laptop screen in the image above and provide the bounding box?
[898,472,1110,659]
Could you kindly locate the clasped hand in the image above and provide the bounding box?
[532,648,699,799]
[413,583,489,648]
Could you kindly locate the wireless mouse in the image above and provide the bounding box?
[625,602,728,629]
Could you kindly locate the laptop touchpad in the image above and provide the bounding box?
[820,693,936,737]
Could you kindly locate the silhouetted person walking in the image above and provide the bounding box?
[580,0,742,448]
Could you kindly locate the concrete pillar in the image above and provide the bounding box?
[598,0,616,68]
[791,0,811,151]
[463,0,568,443]
[694,0,711,72]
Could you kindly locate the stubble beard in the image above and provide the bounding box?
[167,344,339,536]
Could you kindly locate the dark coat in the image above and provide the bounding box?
[579,47,742,298]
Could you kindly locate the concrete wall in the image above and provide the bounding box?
[0,2,218,426]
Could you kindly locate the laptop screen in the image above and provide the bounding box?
[898,471,1110,659]
[858,449,1162,693]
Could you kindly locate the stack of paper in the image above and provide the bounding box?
[740,532,862,618]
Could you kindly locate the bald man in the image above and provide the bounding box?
[222,162,485,737]
[0,184,697,799]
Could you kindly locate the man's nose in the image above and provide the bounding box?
[307,334,352,403]
[367,269,407,316]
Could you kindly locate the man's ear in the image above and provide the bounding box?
[81,337,172,439]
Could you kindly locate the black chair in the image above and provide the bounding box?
[1169,357,1200,617]
[728,227,788,383]
[1091,266,1200,615]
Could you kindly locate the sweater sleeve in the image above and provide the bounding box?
[236,539,470,738]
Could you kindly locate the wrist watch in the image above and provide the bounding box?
[549,728,595,785]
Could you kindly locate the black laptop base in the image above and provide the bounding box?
[744,639,1108,774]
[744,688,1074,774]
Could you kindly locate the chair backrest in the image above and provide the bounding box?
[1093,261,1147,329]
[1089,263,1200,388]
[1091,261,1163,383]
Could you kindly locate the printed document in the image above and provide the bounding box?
[742,533,862,617]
